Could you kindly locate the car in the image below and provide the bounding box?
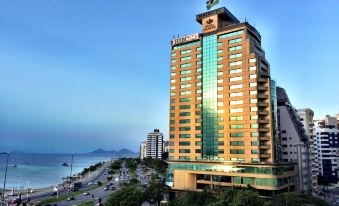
[50,192,57,196]
[87,182,93,186]
[11,198,20,204]
[67,196,75,201]
[83,192,90,196]
[109,182,114,185]
[103,187,109,191]
[111,187,116,190]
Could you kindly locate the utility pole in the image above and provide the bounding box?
[1,152,9,202]
[68,153,74,197]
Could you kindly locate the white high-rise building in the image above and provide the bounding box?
[313,124,339,186]
[146,129,164,159]
[277,87,310,192]
[297,108,316,192]
[140,141,147,160]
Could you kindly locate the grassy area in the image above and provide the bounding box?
[73,200,94,206]
[39,180,110,205]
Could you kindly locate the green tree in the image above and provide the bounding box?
[171,191,214,206]
[105,185,144,206]
[229,189,264,206]
[207,187,238,206]
[270,192,329,206]
[144,181,170,204]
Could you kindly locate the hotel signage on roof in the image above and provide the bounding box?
[171,33,199,46]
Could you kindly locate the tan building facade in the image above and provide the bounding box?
[166,7,297,194]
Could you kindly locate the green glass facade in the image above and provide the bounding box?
[202,34,218,159]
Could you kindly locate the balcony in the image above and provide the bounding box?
[258,102,269,107]
[260,144,270,149]
[259,119,270,124]
[257,86,268,91]
[258,78,268,83]
[258,110,269,115]
[260,153,271,158]
[259,127,270,132]
[259,136,270,141]
[258,93,269,99]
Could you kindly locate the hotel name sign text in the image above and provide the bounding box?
[172,33,199,46]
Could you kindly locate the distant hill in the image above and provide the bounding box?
[87,148,138,157]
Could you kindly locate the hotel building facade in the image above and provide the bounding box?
[166,7,297,194]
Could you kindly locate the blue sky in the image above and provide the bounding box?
[0,0,338,153]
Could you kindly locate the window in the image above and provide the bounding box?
[171,72,176,76]
[173,41,200,50]
[171,59,176,63]
[251,141,259,146]
[217,42,222,47]
[230,100,243,105]
[229,38,242,44]
[196,89,202,94]
[196,47,202,51]
[170,79,176,83]
[217,57,223,61]
[181,83,191,88]
[196,68,202,72]
[180,98,191,102]
[170,92,175,96]
[229,61,242,66]
[196,61,202,65]
[230,124,244,129]
[217,102,224,106]
[195,126,202,130]
[229,53,242,59]
[217,109,224,114]
[230,84,242,89]
[230,116,243,121]
[251,124,258,128]
[230,108,243,113]
[195,149,202,153]
[179,112,190,116]
[180,76,191,82]
[196,82,202,87]
[170,99,175,103]
[180,91,191,95]
[217,72,223,76]
[251,132,258,137]
[180,49,191,55]
[179,149,190,153]
[170,106,175,110]
[218,30,244,39]
[196,96,202,101]
[180,105,191,109]
[171,53,176,56]
[217,87,223,91]
[179,134,190,138]
[217,64,223,68]
[250,107,258,112]
[170,113,175,117]
[218,150,224,154]
[170,86,176,90]
[230,132,244,137]
[180,70,191,75]
[250,82,257,87]
[195,134,202,138]
[218,141,224,145]
[169,149,174,153]
[179,142,190,146]
[230,92,243,97]
[249,58,256,63]
[249,66,256,71]
[250,99,257,103]
[217,50,223,54]
[217,79,223,83]
[171,66,176,70]
[251,149,259,154]
[170,142,174,146]
[196,75,202,79]
[229,45,242,51]
[170,134,174,138]
[180,63,191,68]
[181,56,191,61]
[250,91,257,95]
[179,119,190,124]
[230,149,245,154]
[196,54,202,58]
[217,94,223,98]
[230,76,242,82]
[250,74,257,79]
[170,127,174,131]
[230,68,242,74]
[230,141,244,146]
[170,120,175,124]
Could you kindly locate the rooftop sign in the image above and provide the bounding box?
[171,33,199,46]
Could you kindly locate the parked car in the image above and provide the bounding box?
[67,196,75,201]
[83,192,90,196]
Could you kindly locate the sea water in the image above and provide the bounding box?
[0,153,114,189]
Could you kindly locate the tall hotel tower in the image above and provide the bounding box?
[166,7,297,194]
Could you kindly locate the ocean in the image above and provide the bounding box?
[0,153,115,189]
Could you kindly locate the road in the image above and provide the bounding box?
[5,160,113,205]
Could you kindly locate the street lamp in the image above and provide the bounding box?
[68,153,74,197]
[1,152,9,202]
